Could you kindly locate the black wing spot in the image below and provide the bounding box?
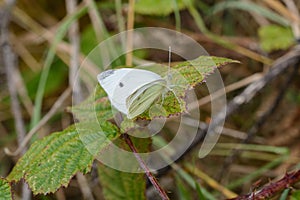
[100,70,114,80]
[119,82,124,87]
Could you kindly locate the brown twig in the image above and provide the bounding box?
[4,88,71,156]
[10,33,41,72]
[218,45,300,124]
[189,73,263,108]
[228,169,300,200]
[83,0,111,69]
[76,172,95,200]
[66,0,82,105]
[263,0,300,23]
[123,133,170,200]
[1,1,32,199]
[66,0,94,199]
[1,0,24,152]
[125,0,135,66]
[283,0,300,39]
[13,63,34,116]
[83,0,106,43]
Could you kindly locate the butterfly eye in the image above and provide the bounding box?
[119,82,124,87]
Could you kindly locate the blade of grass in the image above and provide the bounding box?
[173,162,216,200]
[279,188,291,200]
[115,0,126,53]
[172,0,181,32]
[175,175,193,200]
[227,156,288,189]
[115,0,125,33]
[30,4,87,128]
[215,143,289,155]
[185,163,237,199]
[84,0,121,69]
[195,181,206,200]
[211,0,289,26]
[263,0,300,23]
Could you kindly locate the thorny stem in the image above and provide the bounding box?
[123,133,170,200]
[229,169,300,200]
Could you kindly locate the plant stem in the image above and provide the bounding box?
[122,133,170,200]
[125,0,135,66]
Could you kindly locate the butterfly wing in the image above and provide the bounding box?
[97,68,164,116]
[127,79,166,119]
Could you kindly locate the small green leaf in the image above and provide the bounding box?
[136,56,239,119]
[0,178,12,200]
[173,56,238,87]
[7,122,120,194]
[258,25,295,52]
[279,188,290,200]
[135,0,193,16]
[97,135,151,200]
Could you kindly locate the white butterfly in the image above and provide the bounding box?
[97,68,169,119]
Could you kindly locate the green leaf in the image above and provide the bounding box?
[97,135,151,200]
[134,56,239,120]
[211,1,289,26]
[135,0,193,16]
[173,56,238,87]
[7,122,120,194]
[258,25,295,52]
[0,178,12,200]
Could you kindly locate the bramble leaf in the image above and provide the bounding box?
[7,122,120,194]
[0,178,12,200]
[97,135,151,200]
[133,56,239,119]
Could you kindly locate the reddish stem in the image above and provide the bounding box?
[123,133,169,200]
[229,169,300,200]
